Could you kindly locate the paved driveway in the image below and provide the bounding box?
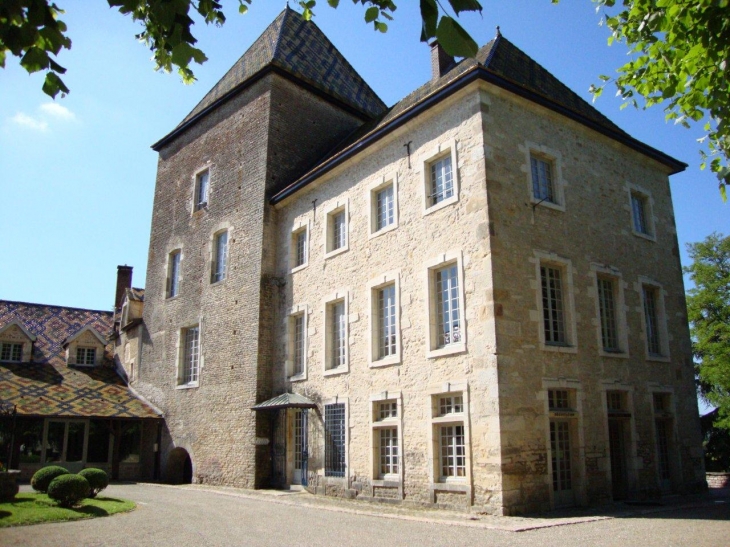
[1,483,728,547]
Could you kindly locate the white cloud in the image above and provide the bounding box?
[10,113,49,132]
[39,102,76,121]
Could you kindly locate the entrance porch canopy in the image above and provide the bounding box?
[251,392,317,411]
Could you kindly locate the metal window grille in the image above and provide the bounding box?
[331,211,346,250]
[440,425,466,478]
[548,390,569,410]
[324,403,346,477]
[182,326,200,384]
[643,286,661,355]
[330,301,346,369]
[435,265,460,347]
[293,314,304,376]
[607,391,624,411]
[655,419,671,481]
[379,401,398,420]
[430,156,453,206]
[597,277,619,351]
[294,410,304,470]
[378,284,397,359]
[550,421,572,491]
[631,193,649,234]
[196,170,209,209]
[379,428,399,476]
[212,231,228,283]
[168,251,181,297]
[439,395,464,416]
[295,229,307,267]
[76,347,95,365]
[531,156,555,202]
[541,266,566,345]
[1,343,22,362]
[376,185,394,230]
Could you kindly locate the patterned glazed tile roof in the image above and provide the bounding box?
[178,7,386,127]
[272,34,683,202]
[0,300,160,419]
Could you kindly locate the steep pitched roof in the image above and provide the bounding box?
[155,8,386,150]
[272,34,685,203]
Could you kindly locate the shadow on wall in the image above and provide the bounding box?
[166,447,193,484]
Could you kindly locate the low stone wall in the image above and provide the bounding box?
[706,472,730,489]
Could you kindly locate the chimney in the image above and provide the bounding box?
[115,265,133,312]
[430,41,454,80]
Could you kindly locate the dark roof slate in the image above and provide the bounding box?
[179,7,386,127]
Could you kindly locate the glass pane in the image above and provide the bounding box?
[18,419,44,464]
[66,421,85,462]
[120,423,141,463]
[46,421,65,462]
[87,420,111,463]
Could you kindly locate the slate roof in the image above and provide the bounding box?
[0,300,160,419]
[126,288,145,302]
[271,34,685,203]
[162,7,386,145]
[251,392,317,410]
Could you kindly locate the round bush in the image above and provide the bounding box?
[78,468,109,498]
[47,474,90,508]
[31,466,70,493]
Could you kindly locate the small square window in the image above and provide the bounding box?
[211,231,228,283]
[76,347,96,366]
[423,143,459,215]
[439,395,464,416]
[194,170,210,211]
[1,342,23,362]
[167,250,181,298]
[379,401,398,421]
[179,326,200,386]
[606,391,626,412]
[548,389,570,410]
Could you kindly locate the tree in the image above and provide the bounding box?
[589,0,730,199]
[685,233,730,430]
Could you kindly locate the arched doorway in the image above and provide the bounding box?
[166,447,193,484]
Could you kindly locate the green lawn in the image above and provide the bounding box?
[0,493,136,527]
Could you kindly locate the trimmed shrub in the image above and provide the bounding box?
[79,468,109,498]
[31,466,70,493]
[47,474,91,508]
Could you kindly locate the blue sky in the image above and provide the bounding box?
[0,0,726,312]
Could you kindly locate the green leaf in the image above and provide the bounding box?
[420,0,438,42]
[365,7,379,23]
[436,16,478,58]
[375,21,388,33]
[446,0,483,15]
[42,71,69,98]
[20,47,50,74]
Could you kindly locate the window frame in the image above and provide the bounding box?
[370,392,402,485]
[368,272,401,368]
[0,342,23,362]
[639,278,670,361]
[535,251,577,353]
[627,184,656,241]
[290,220,310,273]
[323,291,349,376]
[427,382,470,489]
[75,347,96,366]
[424,251,467,359]
[193,167,211,212]
[210,230,229,284]
[591,265,629,358]
[324,200,349,259]
[323,398,348,479]
[177,324,201,388]
[422,140,459,216]
[524,143,565,212]
[368,174,399,238]
[287,304,308,381]
[166,249,182,299]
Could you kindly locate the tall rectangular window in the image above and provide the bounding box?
[181,326,200,385]
[167,250,181,298]
[324,402,346,477]
[332,211,346,251]
[378,284,397,359]
[631,193,649,235]
[643,285,661,356]
[76,347,96,366]
[435,265,460,347]
[376,185,394,231]
[294,229,307,268]
[330,301,346,370]
[429,156,453,206]
[440,425,466,479]
[0,343,22,362]
[597,277,620,351]
[531,155,555,203]
[195,169,209,210]
[292,314,305,376]
[211,231,228,283]
[379,428,399,476]
[541,265,566,345]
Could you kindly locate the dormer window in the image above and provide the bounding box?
[0,320,36,362]
[76,347,96,366]
[1,342,23,362]
[64,326,106,367]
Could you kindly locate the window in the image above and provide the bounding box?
[439,394,464,415]
[211,230,228,283]
[548,389,570,410]
[324,402,346,477]
[325,202,348,257]
[194,169,209,210]
[541,265,566,345]
[179,326,200,386]
[429,386,468,485]
[379,428,399,477]
[0,342,22,362]
[369,176,399,237]
[642,285,663,357]
[426,252,466,357]
[76,347,96,366]
[291,226,308,270]
[627,185,655,240]
[429,156,453,206]
[288,310,306,379]
[324,293,348,374]
[377,285,397,358]
[375,185,395,231]
[597,277,619,352]
[371,396,401,483]
[531,155,555,203]
[440,425,466,479]
[167,250,181,298]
